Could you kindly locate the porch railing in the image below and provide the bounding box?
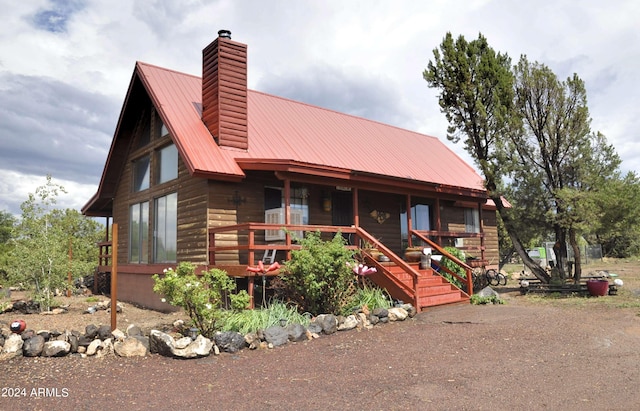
[411,230,474,295]
[208,223,359,267]
[97,241,112,268]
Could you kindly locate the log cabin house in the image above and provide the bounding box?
[82,30,500,312]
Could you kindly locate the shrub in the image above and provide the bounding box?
[152,262,250,338]
[278,231,356,315]
[439,246,467,288]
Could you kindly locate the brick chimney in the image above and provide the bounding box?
[202,30,248,150]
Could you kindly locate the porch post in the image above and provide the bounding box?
[478,202,485,262]
[406,194,412,247]
[352,187,359,227]
[284,179,291,260]
[434,197,442,246]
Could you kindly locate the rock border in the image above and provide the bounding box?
[0,304,417,360]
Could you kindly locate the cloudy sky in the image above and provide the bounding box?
[1,0,638,216]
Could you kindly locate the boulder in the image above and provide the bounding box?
[97,325,112,340]
[337,315,358,331]
[149,330,175,357]
[2,334,24,356]
[111,329,126,342]
[86,339,102,356]
[96,338,113,358]
[286,323,308,342]
[263,326,289,347]
[372,307,388,318]
[387,307,408,321]
[316,314,337,335]
[84,324,99,339]
[23,335,45,357]
[175,336,192,349]
[214,331,246,353]
[114,337,148,357]
[307,322,323,334]
[126,324,143,337]
[42,340,71,357]
[173,335,213,358]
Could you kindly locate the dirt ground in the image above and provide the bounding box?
[1,259,640,410]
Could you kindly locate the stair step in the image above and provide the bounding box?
[417,284,456,296]
[418,290,467,307]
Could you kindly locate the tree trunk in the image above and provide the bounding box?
[490,195,551,283]
[553,227,569,279]
[569,228,582,282]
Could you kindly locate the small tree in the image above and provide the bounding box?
[7,176,103,310]
[153,262,250,338]
[279,231,356,315]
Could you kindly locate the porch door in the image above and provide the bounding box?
[332,191,353,244]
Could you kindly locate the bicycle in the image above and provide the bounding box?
[470,261,507,289]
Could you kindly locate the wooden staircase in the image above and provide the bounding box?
[386,263,469,309]
[354,230,469,312]
[372,263,469,311]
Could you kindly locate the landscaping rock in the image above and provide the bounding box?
[114,337,148,357]
[387,307,408,321]
[372,307,388,318]
[307,322,323,334]
[173,335,212,358]
[85,324,99,339]
[175,336,192,349]
[42,340,71,357]
[23,335,45,357]
[337,315,358,331]
[286,323,307,342]
[214,331,246,353]
[96,338,113,358]
[86,339,102,356]
[97,325,112,340]
[111,329,125,342]
[149,330,175,357]
[126,324,143,337]
[316,314,338,335]
[2,333,24,356]
[244,332,260,350]
[263,326,289,347]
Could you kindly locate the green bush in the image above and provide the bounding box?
[279,231,356,315]
[152,262,250,338]
[439,246,467,288]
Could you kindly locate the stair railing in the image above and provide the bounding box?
[354,227,419,308]
[411,230,473,295]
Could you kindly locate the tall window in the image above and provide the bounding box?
[157,144,178,184]
[129,202,149,263]
[464,207,480,233]
[133,156,150,192]
[154,193,177,263]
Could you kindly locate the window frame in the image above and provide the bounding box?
[129,202,149,263]
[153,192,178,263]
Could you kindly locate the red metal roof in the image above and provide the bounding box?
[136,62,485,193]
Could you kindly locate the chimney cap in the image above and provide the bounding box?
[218,29,231,39]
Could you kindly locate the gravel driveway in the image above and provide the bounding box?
[2,292,640,410]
